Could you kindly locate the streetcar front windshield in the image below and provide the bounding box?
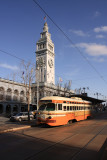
[39,104,46,111]
[46,103,55,111]
[39,103,55,111]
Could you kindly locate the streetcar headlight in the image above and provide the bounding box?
[48,116,52,119]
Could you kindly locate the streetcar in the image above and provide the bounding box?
[36,96,93,126]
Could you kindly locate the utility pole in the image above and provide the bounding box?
[36,67,39,111]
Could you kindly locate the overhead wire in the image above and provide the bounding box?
[0,49,101,91]
[33,0,107,85]
[0,44,106,97]
[0,1,106,97]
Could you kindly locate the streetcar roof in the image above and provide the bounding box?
[40,96,91,103]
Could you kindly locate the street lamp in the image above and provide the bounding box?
[36,63,46,110]
[94,92,101,99]
[36,67,39,111]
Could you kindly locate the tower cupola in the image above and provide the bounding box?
[43,22,48,32]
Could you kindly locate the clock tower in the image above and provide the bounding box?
[36,22,55,85]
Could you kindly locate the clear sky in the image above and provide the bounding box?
[0,0,107,100]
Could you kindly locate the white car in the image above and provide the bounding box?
[10,112,34,122]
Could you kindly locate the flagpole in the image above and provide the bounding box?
[44,16,47,23]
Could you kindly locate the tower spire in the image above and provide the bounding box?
[43,22,48,32]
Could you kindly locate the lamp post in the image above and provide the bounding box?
[36,60,46,110]
[36,67,39,111]
[94,92,101,99]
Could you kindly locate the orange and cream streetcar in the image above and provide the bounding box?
[36,96,93,126]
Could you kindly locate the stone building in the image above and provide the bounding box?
[0,78,29,115]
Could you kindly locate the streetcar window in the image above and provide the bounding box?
[46,103,55,111]
[70,106,72,110]
[67,106,69,110]
[63,101,66,103]
[58,104,62,110]
[79,106,80,110]
[39,104,46,110]
[73,106,74,110]
[75,106,76,110]
[77,106,78,110]
[40,100,52,103]
[64,106,66,111]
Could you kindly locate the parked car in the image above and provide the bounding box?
[10,112,34,122]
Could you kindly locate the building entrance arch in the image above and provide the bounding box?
[0,104,3,114]
[13,105,18,113]
[6,105,11,116]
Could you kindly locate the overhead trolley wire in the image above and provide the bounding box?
[0,49,25,62]
[0,49,68,82]
[33,0,107,85]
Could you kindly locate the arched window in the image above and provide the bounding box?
[6,105,11,114]
[0,87,5,100]
[14,89,19,95]
[6,88,12,101]
[20,90,24,102]
[13,89,19,101]
[0,87,4,93]
[20,90,24,96]
[7,88,12,94]
[13,105,18,113]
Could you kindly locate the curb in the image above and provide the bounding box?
[0,126,31,134]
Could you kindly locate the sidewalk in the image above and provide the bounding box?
[0,116,37,134]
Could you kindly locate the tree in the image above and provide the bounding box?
[20,61,35,121]
[64,80,72,97]
[56,81,62,96]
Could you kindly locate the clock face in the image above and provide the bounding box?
[48,59,53,68]
[36,57,45,67]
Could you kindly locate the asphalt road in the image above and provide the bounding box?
[0,112,107,160]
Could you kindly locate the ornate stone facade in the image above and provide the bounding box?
[0,78,29,115]
[36,22,55,85]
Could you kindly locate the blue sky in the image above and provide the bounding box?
[0,0,107,100]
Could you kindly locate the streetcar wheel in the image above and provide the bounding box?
[87,116,91,119]
[67,120,72,125]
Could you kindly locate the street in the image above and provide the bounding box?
[0,112,107,160]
